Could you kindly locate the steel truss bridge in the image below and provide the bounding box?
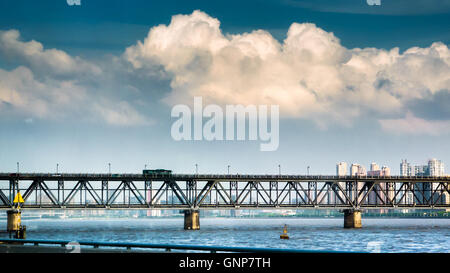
[1,173,449,210]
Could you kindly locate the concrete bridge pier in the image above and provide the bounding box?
[343,209,362,228]
[6,209,26,239]
[7,209,21,232]
[184,210,200,230]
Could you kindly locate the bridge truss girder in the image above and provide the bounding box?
[0,178,449,210]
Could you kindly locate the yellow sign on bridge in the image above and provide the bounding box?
[13,192,24,203]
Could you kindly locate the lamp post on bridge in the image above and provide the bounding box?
[278,164,281,175]
[56,163,59,174]
[108,163,111,175]
[195,164,198,175]
[15,162,20,203]
[307,166,310,175]
[227,165,230,175]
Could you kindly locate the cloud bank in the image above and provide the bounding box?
[1,10,449,135]
[0,30,151,126]
[0,30,101,76]
[125,10,450,132]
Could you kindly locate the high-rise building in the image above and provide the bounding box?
[358,166,366,175]
[400,159,413,176]
[428,158,445,177]
[366,165,391,206]
[367,163,385,176]
[415,181,432,204]
[413,165,430,204]
[414,165,429,176]
[442,183,450,206]
[347,163,366,203]
[336,162,347,176]
[401,159,447,207]
[350,164,359,176]
[399,160,414,207]
[370,162,380,172]
[333,162,348,205]
[381,166,394,207]
[350,163,366,176]
[427,159,446,204]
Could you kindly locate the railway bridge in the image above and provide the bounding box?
[1,173,449,230]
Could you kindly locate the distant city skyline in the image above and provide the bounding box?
[337,158,446,176]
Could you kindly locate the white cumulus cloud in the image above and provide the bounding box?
[124,10,450,130]
[0,29,101,76]
[0,30,151,127]
[0,66,86,119]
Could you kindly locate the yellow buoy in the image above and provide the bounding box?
[280,224,289,239]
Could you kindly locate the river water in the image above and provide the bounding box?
[1,218,449,253]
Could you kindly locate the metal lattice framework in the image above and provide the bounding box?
[0,173,449,210]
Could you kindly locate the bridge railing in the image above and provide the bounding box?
[0,172,448,180]
[0,238,355,253]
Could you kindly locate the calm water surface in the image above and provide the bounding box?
[1,218,449,253]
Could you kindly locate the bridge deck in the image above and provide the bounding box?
[1,173,450,181]
[0,173,449,210]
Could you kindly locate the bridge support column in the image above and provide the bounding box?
[7,209,21,232]
[184,210,200,230]
[6,209,26,239]
[343,209,362,228]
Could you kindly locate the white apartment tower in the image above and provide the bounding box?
[428,158,445,177]
[350,163,366,176]
[427,158,447,204]
[336,162,347,176]
[350,164,360,176]
[370,162,380,172]
[400,159,413,176]
[381,166,391,176]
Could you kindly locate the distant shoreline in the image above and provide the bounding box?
[1,215,449,221]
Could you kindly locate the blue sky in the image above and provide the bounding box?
[0,0,449,175]
[2,0,449,53]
